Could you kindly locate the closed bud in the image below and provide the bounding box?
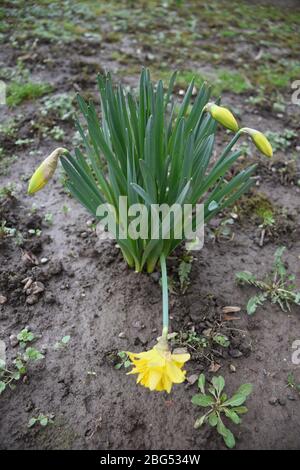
[205,103,239,132]
[241,128,273,158]
[28,147,67,195]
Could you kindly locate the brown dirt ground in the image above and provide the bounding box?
[0,0,300,450]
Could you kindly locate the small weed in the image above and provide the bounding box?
[28,413,54,428]
[7,82,53,106]
[192,373,252,448]
[287,372,300,394]
[28,228,42,237]
[62,204,71,215]
[0,329,44,395]
[0,221,24,246]
[265,130,297,152]
[44,212,53,225]
[40,93,75,121]
[178,254,193,293]
[236,247,300,314]
[114,351,131,370]
[54,335,71,350]
[17,328,35,348]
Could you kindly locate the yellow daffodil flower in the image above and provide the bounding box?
[241,127,273,157]
[28,147,67,195]
[205,103,239,132]
[127,335,190,393]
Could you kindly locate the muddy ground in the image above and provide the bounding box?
[0,0,300,450]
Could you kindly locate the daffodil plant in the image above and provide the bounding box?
[28,69,272,393]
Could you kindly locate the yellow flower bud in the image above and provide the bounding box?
[241,128,273,158]
[205,103,239,132]
[28,147,67,195]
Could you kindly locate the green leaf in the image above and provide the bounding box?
[0,359,6,370]
[0,381,6,394]
[39,417,48,426]
[235,271,256,284]
[28,418,37,428]
[25,347,44,361]
[194,414,207,429]
[231,406,248,415]
[247,294,266,315]
[212,376,225,396]
[223,393,247,407]
[192,394,215,407]
[61,335,71,344]
[208,412,218,427]
[223,428,236,449]
[198,373,206,394]
[236,383,253,397]
[217,418,236,448]
[224,409,241,424]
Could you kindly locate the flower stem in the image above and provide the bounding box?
[160,253,169,337]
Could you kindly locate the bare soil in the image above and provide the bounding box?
[0,0,300,450]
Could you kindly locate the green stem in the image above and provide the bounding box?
[160,253,169,337]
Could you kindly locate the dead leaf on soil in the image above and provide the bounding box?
[209,362,221,373]
[222,306,241,313]
[21,250,39,266]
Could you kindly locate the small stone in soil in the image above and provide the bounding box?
[229,349,243,358]
[268,397,278,405]
[26,294,39,305]
[40,257,49,264]
[118,332,126,338]
[44,291,56,304]
[229,364,236,373]
[0,295,7,304]
[187,374,198,385]
[287,394,296,401]
[278,398,286,406]
[9,334,19,348]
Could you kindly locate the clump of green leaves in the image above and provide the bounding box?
[236,246,300,314]
[7,82,53,106]
[265,129,296,152]
[0,330,44,395]
[192,374,252,448]
[17,328,35,348]
[0,220,24,246]
[28,413,55,428]
[114,351,131,370]
[40,92,75,121]
[61,69,257,273]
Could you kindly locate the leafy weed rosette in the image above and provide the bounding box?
[28,69,272,393]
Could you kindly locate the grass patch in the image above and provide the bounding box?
[7,81,53,106]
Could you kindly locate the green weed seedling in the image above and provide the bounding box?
[178,254,193,294]
[54,335,71,350]
[28,413,54,428]
[236,246,300,314]
[17,328,35,348]
[115,351,131,370]
[192,374,252,448]
[287,372,300,395]
[0,331,44,395]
